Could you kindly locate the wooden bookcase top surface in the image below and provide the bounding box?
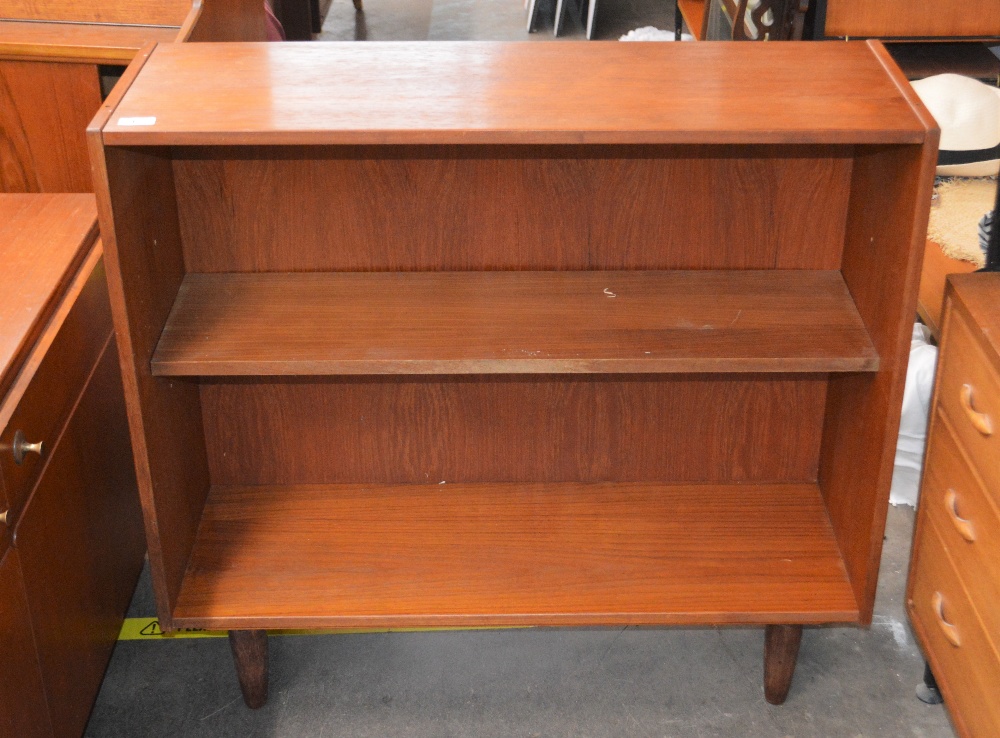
[151,270,879,376]
[99,40,933,146]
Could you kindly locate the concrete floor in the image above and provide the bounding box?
[87,3,957,735]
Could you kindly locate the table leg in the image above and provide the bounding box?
[228,630,269,709]
[763,624,802,705]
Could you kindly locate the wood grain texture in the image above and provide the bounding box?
[946,274,1000,371]
[2,0,193,26]
[0,246,111,523]
[152,271,877,376]
[173,146,852,273]
[0,194,96,398]
[0,60,100,192]
[907,277,1000,738]
[88,136,210,629]
[200,376,829,486]
[0,548,53,738]
[172,482,858,628]
[0,20,180,64]
[908,517,1000,738]
[763,624,802,705]
[917,240,977,341]
[228,630,269,709]
[920,411,1000,644]
[17,338,144,738]
[182,0,268,42]
[933,291,1000,499]
[101,42,929,146]
[823,0,1000,38]
[677,0,707,39]
[819,137,938,623]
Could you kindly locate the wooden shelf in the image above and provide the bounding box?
[151,270,878,376]
[172,482,859,629]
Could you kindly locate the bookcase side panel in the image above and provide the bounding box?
[172,145,853,272]
[92,145,210,624]
[819,142,937,621]
[200,376,829,486]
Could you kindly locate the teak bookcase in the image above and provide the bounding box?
[90,40,937,709]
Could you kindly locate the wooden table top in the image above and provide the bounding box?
[100,40,935,146]
[0,194,97,399]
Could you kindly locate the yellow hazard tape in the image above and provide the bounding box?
[118,618,522,641]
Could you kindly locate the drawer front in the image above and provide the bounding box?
[16,339,144,738]
[937,305,1000,501]
[0,257,111,521]
[923,412,1000,639]
[0,548,53,738]
[909,517,1000,738]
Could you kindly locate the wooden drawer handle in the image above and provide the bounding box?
[960,384,993,436]
[932,592,961,648]
[944,490,976,542]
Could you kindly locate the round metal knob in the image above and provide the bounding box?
[12,429,43,465]
[0,509,7,526]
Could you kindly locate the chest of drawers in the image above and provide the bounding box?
[908,273,1000,738]
[0,194,145,737]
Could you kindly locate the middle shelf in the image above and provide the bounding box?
[151,269,878,376]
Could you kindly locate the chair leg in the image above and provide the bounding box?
[229,630,269,709]
[763,624,802,705]
[526,0,541,32]
[585,0,597,38]
[553,0,565,36]
[352,0,363,11]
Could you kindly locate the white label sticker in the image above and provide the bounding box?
[117,116,157,126]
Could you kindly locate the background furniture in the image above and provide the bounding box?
[811,0,1000,81]
[676,0,809,40]
[91,40,936,710]
[0,194,144,737]
[918,240,978,340]
[908,273,1000,738]
[0,0,267,194]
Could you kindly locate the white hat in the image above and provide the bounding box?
[911,74,1000,177]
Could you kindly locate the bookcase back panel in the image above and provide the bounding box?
[200,375,828,486]
[172,145,853,273]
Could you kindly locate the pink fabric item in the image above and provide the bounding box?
[265,1,285,40]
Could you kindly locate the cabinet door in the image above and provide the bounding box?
[0,547,53,738]
[16,341,144,738]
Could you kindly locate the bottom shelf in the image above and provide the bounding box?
[172,482,859,629]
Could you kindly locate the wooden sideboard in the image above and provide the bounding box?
[908,273,1000,738]
[816,0,1000,39]
[0,0,266,194]
[90,40,936,711]
[0,194,145,737]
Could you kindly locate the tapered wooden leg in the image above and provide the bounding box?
[764,624,802,705]
[228,630,269,709]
